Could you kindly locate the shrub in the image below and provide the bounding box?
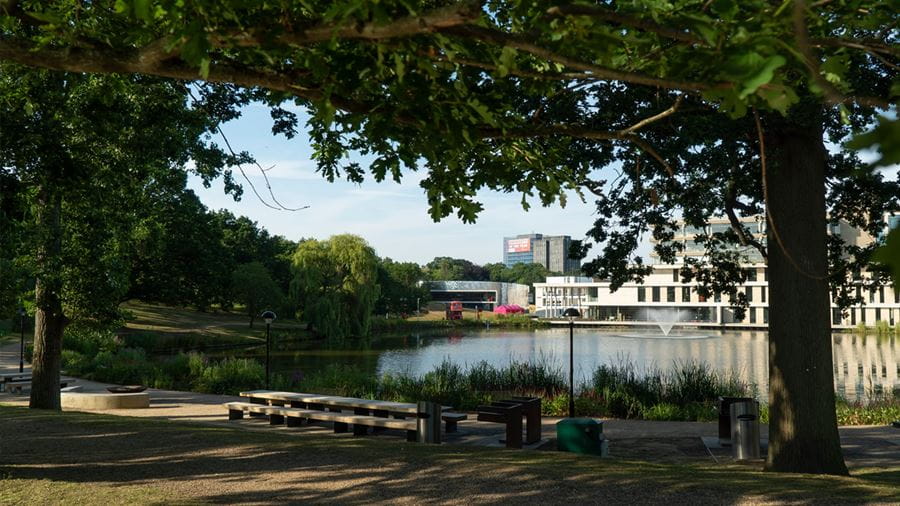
[194,358,265,395]
[874,320,890,336]
[855,322,868,335]
[60,350,89,376]
[62,322,118,356]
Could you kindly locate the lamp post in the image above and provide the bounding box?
[17,307,26,373]
[262,310,276,389]
[563,307,580,418]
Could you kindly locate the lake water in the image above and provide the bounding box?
[250,328,898,401]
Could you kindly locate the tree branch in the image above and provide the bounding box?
[620,95,683,134]
[440,25,713,92]
[793,1,893,110]
[545,4,702,44]
[724,180,767,259]
[221,2,483,48]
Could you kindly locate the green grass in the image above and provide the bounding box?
[0,406,897,505]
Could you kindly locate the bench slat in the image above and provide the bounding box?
[225,402,416,430]
[239,390,452,414]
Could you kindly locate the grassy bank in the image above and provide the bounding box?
[0,406,897,505]
[372,313,549,333]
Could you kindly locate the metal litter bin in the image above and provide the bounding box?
[730,401,760,460]
[718,396,752,445]
[417,401,442,444]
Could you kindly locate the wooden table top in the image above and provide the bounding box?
[240,390,451,414]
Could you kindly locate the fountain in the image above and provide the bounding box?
[612,308,712,339]
[647,308,686,336]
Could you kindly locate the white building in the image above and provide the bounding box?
[534,212,900,329]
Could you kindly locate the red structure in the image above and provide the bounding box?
[446,301,463,320]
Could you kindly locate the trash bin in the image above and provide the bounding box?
[417,401,441,444]
[556,418,607,456]
[732,413,761,460]
[718,396,753,445]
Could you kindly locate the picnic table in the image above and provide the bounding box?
[225,390,467,442]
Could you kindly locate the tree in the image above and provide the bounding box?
[0,65,243,410]
[425,257,489,281]
[376,258,429,316]
[1,0,896,474]
[290,235,379,340]
[232,262,283,327]
[129,174,233,310]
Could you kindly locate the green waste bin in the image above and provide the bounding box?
[556,418,606,456]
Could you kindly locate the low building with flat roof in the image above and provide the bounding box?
[429,280,529,310]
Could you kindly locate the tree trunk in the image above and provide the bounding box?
[764,106,848,475]
[29,185,68,410]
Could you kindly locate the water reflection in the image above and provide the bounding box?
[230,328,897,402]
[375,329,897,402]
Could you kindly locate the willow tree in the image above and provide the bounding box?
[1,1,897,474]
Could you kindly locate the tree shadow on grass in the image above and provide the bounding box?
[1,407,897,505]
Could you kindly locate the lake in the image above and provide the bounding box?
[246,328,898,401]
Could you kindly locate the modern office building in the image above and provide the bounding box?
[503,233,580,273]
[428,280,530,310]
[534,212,900,329]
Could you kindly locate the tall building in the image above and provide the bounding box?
[503,233,580,273]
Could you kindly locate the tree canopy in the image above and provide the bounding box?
[1,0,897,475]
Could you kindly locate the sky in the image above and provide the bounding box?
[187,104,610,265]
[187,103,898,266]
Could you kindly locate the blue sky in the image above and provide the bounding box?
[187,104,604,265]
[188,104,898,266]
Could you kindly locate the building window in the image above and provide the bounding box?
[856,286,861,300]
[749,308,756,324]
[879,286,885,304]
[895,289,899,304]
[764,268,768,281]
[638,286,646,302]
[745,286,753,302]
[832,308,842,325]
[869,289,875,303]
[746,269,757,282]
[652,287,661,302]
[875,308,881,322]
[763,308,769,324]
[761,287,767,303]
[672,269,679,282]
[667,287,675,302]
[851,309,856,325]
[861,308,867,323]
[682,286,691,302]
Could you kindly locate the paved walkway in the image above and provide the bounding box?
[1,341,897,468]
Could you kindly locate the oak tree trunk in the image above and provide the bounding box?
[764,106,848,475]
[29,184,68,410]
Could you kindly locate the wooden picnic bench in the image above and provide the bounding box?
[1,374,76,394]
[239,390,467,434]
[225,402,420,441]
[476,396,542,449]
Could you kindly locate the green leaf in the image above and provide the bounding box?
[740,55,786,98]
[846,117,900,167]
[133,0,153,22]
[710,0,739,20]
[873,228,900,288]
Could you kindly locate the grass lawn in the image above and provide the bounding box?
[120,300,310,350]
[0,406,897,505]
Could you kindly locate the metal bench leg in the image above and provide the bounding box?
[372,409,389,434]
[249,397,266,418]
[229,409,244,420]
[328,408,348,433]
[286,416,302,427]
[269,414,285,425]
[353,408,370,435]
[506,414,523,449]
[407,430,418,442]
[445,420,458,433]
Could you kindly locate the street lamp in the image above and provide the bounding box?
[261,310,276,389]
[563,307,580,418]
[17,307,26,373]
